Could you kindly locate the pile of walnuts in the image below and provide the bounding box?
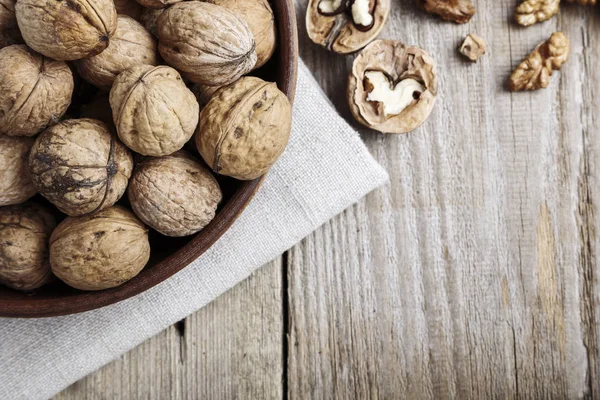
[0,0,292,292]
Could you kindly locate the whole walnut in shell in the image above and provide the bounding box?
[0,45,74,137]
[347,40,438,134]
[110,65,199,156]
[114,0,143,19]
[50,206,150,291]
[0,202,56,291]
[15,0,117,61]
[0,135,36,206]
[75,16,158,91]
[29,119,133,216]
[128,152,222,237]
[157,2,257,86]
[0,0,22,49]
[196,76,292,180]
[206,0,277,68]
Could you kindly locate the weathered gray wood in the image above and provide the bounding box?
[288,0,599,399]
[54,259,283,400]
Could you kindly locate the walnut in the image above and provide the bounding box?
[140,8,164,38]
[509,32,570,91]
[515,0,559,26]
[110,65,199,156]
[157,2,257,85]
[0,202,56,291]
[114,0,143,19]
[29,119,133,216]
[418,0,475,24]
[459,34,486,62]
[75,16,158,91]
[306,0,390,54]
[565,0,596,4]
[134,0,181,9]
[0,135,36,206]
[347,40,438,134]
[15,0,117,61]
[49,205,150,291]
[0,45,74,137]
[206,0,277,69]
[128,152,222,237]
[196,77,291,180]
[0,0,22,49]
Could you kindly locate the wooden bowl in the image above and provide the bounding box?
[0,0,298,318]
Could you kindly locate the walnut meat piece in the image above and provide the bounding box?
[0,202,56,291]
[347,40,438,134]
[114,0,143,19]
[110,65,199,156]
[0,135,36,206]
[196,76,292,180]
[0,0,22,49]
[509,32,570,91]
[128,152,222,237]
[206,0,277,69]
[306,0,390,54]
[515,0,559,26]
[75,16,158,91]
[50,206,150,291]
[29,119,133,216]
[419,0,475,24]
[15,0,117,61]
[0,45,74,137]
[460,34,486,62]
[157,2,257,85]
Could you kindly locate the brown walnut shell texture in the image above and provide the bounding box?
[0,135,36,206]
[50,205,150,291]
[140,8,164,38]
[206,0,277,69]
[0,45,74,137]
[419,0,475,24]
[196,76,292,180]
[0,202,56,291]
[75,16,158,91]
[307,0,390,54]
[348,40,438,134]
[128,152,223,237]
[134,0,181,9]
[15,0,117,61]
[157,1,257,86]
[0,0,23,49]
[110,65,199,156]
[114,0,143,19]
[29,119,133,216]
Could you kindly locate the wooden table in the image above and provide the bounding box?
[56,0,600,398]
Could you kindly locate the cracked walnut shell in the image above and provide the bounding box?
[0,45,74,137]
[75,16,158,91]
[157,2,257,86]
[0,0,22,49]
[0,135,36,206]
[15,0,117,61]
[0,202,56,291]
[110,65,199,156]
[348,40,438,134]
[306,0,390,54]
[196,76,292,180]
[509,32,570,91]
[50,205,150,291]
[128,152,222,237]
[206,0,277,69]
[515,0,559,26]
[419,0,475,24]
[29,119,133,217]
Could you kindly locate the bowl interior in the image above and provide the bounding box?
[0,0,298,318]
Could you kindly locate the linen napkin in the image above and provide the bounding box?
[0,60,388,400]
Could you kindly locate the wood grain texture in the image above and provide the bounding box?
[54,259,283,400]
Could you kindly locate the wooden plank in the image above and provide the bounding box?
[288,0,597,398]
[54,258,283,400]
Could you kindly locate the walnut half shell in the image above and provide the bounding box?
[347,40,438,134]
[307,0,390,54]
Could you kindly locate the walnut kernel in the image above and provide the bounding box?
[419,0,475,24]
[0,135,36,206]
[459,34,486,62]
[515,0,559,26]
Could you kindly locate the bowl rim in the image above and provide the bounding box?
[0,0,299,318]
